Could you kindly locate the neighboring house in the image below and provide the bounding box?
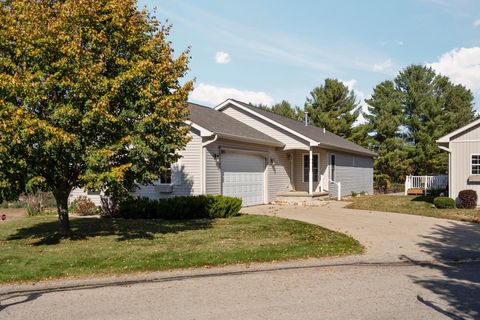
[437,118,480,201]
[70,98,377,206]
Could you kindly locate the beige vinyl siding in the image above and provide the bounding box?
[70,129,202,205]
[221,105,310,150]
[449,140,480,200]
[328,152,374,196]
[131,129,202,199]
[451,123,480,141]
[205,138,291,202]
[292,148,328,192]
[68,189,103,206]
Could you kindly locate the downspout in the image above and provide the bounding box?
[201,134,218,195]
[438,145,452,198]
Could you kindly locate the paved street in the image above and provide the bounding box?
[2,202,480,319]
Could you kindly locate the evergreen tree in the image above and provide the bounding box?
[395,65,476,175]
[365,81,410,185]
[305,79,360,139]
[251,100,303,121]
[270,100,303,121]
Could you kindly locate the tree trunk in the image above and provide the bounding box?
[53,190,71,236]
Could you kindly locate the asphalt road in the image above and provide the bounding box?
[2,202,480,319]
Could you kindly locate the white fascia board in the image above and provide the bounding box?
[437,118,480,143]
[185,120,213,137]
[215,99,319,147]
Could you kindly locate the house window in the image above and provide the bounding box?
[159,168,172,184]
[472,155,480,175]
[303,154,319,182]
[330,154,336,181]
[87,190,101,196]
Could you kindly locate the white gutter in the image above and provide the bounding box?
[201,134,218,195]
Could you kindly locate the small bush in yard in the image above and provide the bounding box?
[71,196,98,216]
[100,196,119,218]
[117,195,242,220]
[458,190,477,209]
[433,196,456,209]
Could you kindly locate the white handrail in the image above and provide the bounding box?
[329,179,342,201]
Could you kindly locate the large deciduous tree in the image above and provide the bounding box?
[305,79,360,139]
[0,0,192,235]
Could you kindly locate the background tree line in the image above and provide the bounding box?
[254,65,477,189]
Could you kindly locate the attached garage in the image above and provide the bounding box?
[221,151,266,206]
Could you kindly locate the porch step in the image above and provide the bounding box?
[273,191,331,206]
[407,188,425,196]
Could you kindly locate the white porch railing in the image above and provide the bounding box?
[328,179,342,201]
[404,175,448,195]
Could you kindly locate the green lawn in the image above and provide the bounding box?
[0,214,361,283]
[347,195,480,222]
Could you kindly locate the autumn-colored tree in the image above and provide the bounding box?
[0,0,192,235]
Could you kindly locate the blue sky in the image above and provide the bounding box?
[139,0,480,115]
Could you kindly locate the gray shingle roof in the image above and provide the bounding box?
[187,103,284,147]
[230,99,377,157]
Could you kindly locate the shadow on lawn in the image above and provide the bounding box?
[7,218,213,246]
[406,221,480,319]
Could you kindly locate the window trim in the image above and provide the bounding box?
[471,154,480,175]
[157,167,173,185]
[302,153,320,183]
[329,153,336,181]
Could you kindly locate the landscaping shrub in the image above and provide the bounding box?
[458,190,477,209]
[433,196,456,209]
[26,192,52,216]
[71,196,98,216]
[116,195,242,220]
[100,196,119,218]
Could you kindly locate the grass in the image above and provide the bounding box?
[347,195,480,223]
[0,215,361,283]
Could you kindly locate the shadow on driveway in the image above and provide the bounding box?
[407,221,480,319]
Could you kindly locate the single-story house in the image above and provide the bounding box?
[70,98,377,206]
[437,118,480,200]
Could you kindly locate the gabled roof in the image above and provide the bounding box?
[216,99,377,157]
[187,103,284,147]
[437,118,480,144]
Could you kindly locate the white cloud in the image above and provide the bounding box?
[215,51,231,64]
[191,83,275,106]
[373,58,393,72]
[428,47,480,93]
[474,19,480,28]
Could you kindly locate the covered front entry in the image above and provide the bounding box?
[221,151,266,206]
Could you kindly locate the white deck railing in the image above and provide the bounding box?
[404,175,448,195]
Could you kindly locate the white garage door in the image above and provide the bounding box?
[222,151,265,206]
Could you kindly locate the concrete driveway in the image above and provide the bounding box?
[2,201,480,319]
[243,201,480,264]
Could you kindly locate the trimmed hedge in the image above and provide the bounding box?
[433,196,456,209]
[458,190,477,209]
[117,195,242,219]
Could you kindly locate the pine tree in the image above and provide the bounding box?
[270,100,303,121]
[365,81,410,185]
[305,79,360,139]
[395,65,476,175]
